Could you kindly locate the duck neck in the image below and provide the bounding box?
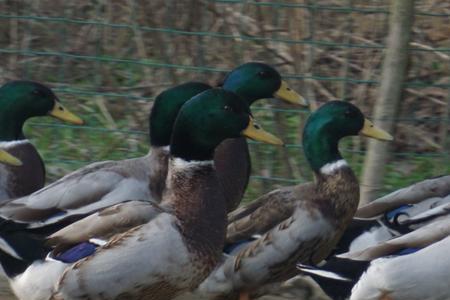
[164,157,227,252]
[303,128,344,175]
[0,93,36,141]
[146,146,170,201]
[0,111,26,141]
[303,127,359,224]
[170,134,216,162]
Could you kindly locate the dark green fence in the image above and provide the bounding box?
[1,1,449,201]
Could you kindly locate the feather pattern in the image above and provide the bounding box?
[331,176,450,259]
[226,185,305,244]
[350,235,450,300]
[0,147,169,227]
[339,217,450,261]
[47,200,166,252]
[356,175,450,218]
[6,157,227,300]
[197,166,360,297]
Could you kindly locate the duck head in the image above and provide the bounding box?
[0,81,83,140]
[221,62,307,106]
[149,63,305,148]
[149,82,212,147]
[302,101,393,172]
[170,88,283,161]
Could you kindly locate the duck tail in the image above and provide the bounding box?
[0,217,49,278]
[297,257,370,300]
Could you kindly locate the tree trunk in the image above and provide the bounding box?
[360,0,415,204]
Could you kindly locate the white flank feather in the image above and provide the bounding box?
[297,264,352,282]
[350,236,450,300]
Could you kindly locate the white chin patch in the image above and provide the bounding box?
[320,159,348,175]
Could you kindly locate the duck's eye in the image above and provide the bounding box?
[223,105,233,112]
[344,109,357,118]
[257,71,270,78]
[32,89,45,97]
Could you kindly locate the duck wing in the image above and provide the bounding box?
[226,183,313,244]
[0,157,155,227]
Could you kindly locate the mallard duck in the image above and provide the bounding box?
[192,101,392,300]
[350,234,450,300]
[331,175,450,255]
[215,62,306,211]
[0,62,304,227]
[0,81,210,225]
[0,81,83,200]
[0,88,283,300]
[298,216,450,300]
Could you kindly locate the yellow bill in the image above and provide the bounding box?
[0,149,22,166]
[360,119,393,141]
[274,81,308,107]
[241,117,283,145]
[49,102,84,125]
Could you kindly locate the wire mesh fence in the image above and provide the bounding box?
[0,0,449,202]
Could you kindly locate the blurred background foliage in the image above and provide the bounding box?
[0,0,449,202]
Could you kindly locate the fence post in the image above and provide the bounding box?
[360,0,415,204]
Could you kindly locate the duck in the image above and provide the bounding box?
[356,175,450,228]
[0,81,83,200]
[214,62,306,211]
[331,175,450,255]
[297,216,450,300]
[350,234,450,300]
[0,62,304,227]
[191,101,393,300]
[0,88,283,300]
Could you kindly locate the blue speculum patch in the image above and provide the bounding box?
[385,204,413,221]
[54,242,97,263]
[394,247,421,256]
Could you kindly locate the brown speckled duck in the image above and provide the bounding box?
[0,81,83,201]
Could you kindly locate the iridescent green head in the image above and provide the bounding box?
[149,82,212,147]
[170,88,282,161]
[222,62,306,106]
[303,101,393,172]
[0,81,83,141]
[149,63,305,148]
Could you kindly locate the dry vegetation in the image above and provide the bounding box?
[0,1,449,299]
[0,0,449,198]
